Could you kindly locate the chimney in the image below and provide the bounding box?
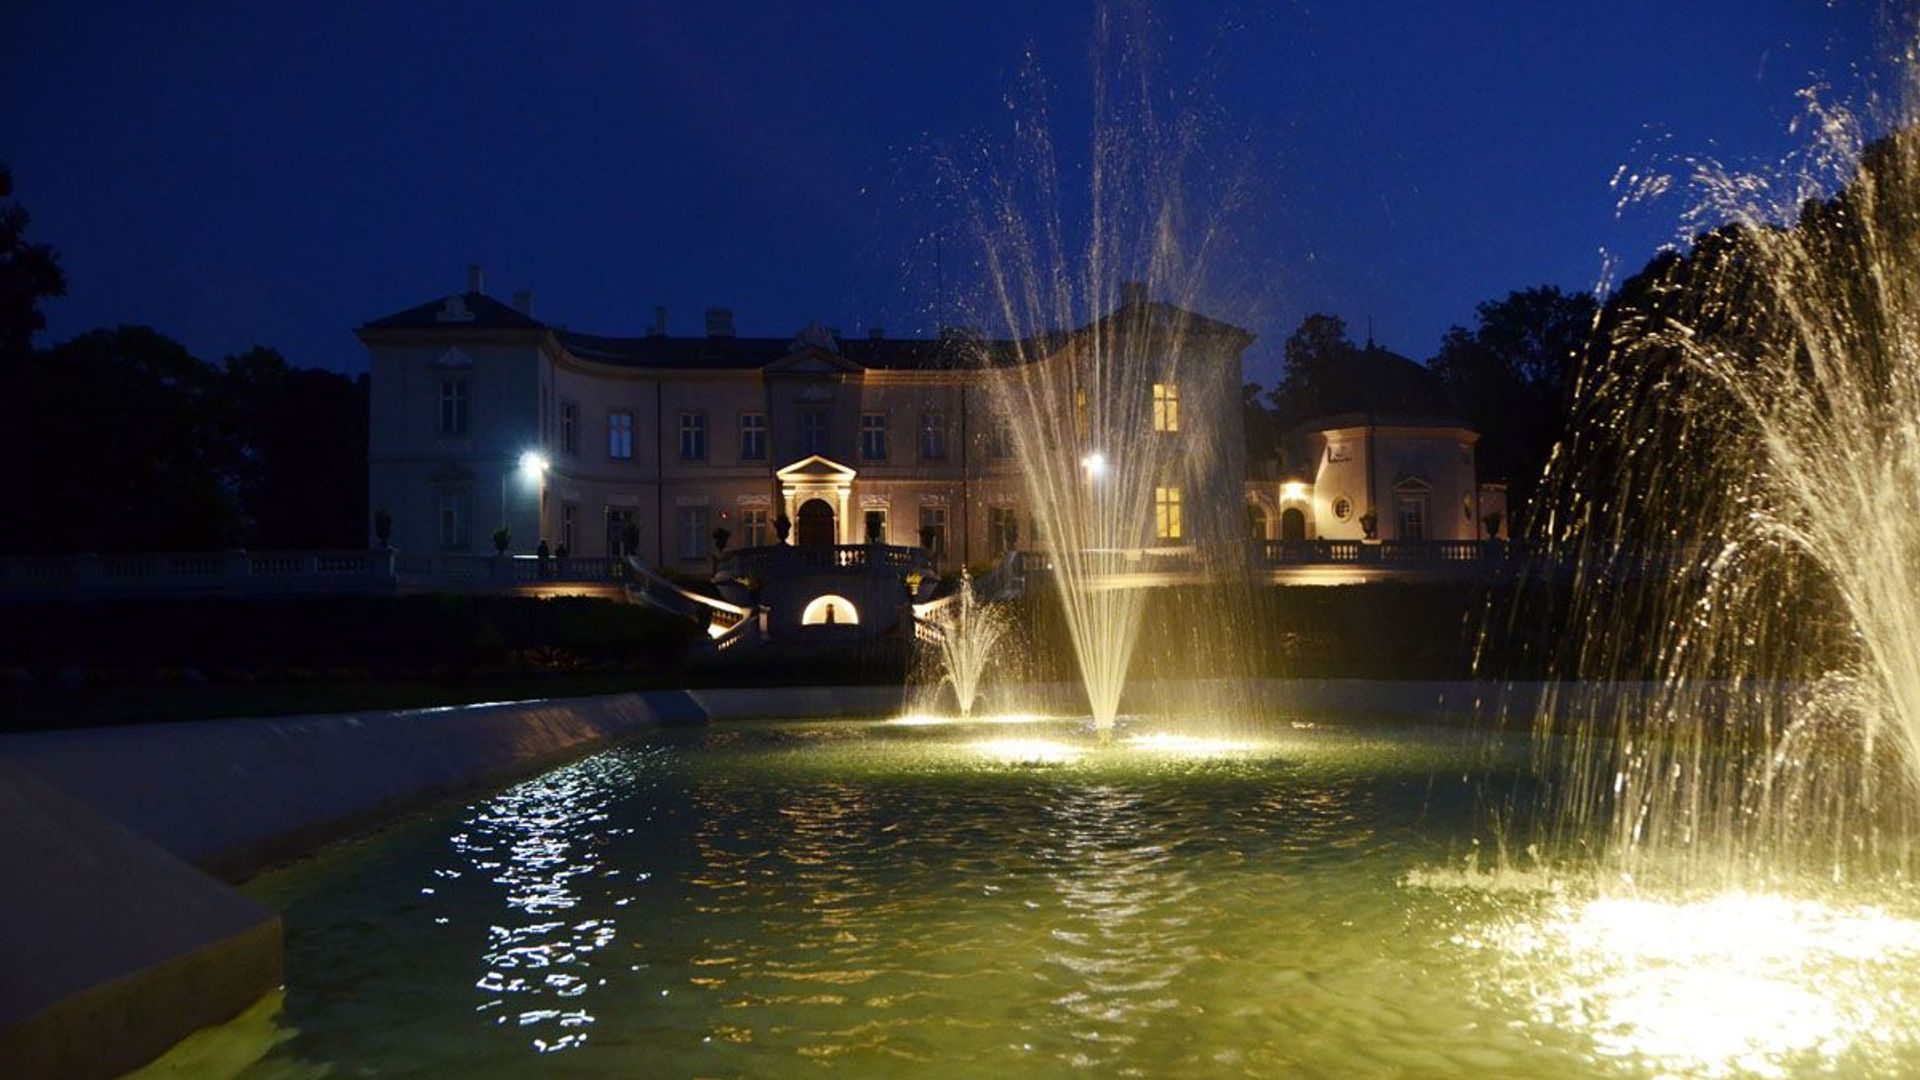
[652,305,668,337]
[1119,280,1148,307]
[512,289,533,315]
[467,263,485,294]
[704,306,735,338]
[868,326,885,340]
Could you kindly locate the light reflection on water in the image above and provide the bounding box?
[231,718,1920,1078]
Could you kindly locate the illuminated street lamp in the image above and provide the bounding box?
[1080,451,1108,478]
[500,450,550,547]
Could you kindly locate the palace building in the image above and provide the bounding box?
[359,268,1255,573]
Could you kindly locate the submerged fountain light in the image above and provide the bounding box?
[1477,892,1920,1075]
[972,738,1085,766]
[1124,733,1258,755]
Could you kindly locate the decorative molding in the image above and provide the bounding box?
[674,494,712,507]
[736,493,772,507]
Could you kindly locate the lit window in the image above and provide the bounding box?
[1153,383,1179,432]
[679,505,709,559]
[741,507,770,547]
[560,401,579,454]
[679,412,706,461]
[801,410,829,456]
[608,412,634,459]
[1074,387,1088,438]
[920,412,946,459]
[860,413,888,460]
[740,413,767,461]
[1155,486,1183,541]
[439,379,468,436]
[436,490,471,549]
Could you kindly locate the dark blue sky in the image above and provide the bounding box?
[3,2,1886,385]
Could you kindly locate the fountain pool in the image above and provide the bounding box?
[154,716,1920,1078]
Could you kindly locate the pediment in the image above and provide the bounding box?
[776,454,859,482]
[767,347,863,375]
[1392,475,1433,493]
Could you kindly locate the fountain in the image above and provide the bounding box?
[947,10,1256,735]
[1517,63,1920,887]
[919,568,1009,717]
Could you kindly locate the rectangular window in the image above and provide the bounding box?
[920,411,946,460]
[863,508,888,544]
[560,503,576,552]
[987,418,1014,459]
[989,506,1020,555]
[742,508,770,547]
[608,412,634,459]
[1074,387,1088,438]
[679,411,707,461]
[606,507,637,556]
[1155,486,1183,541]
[740,413,767,461]
[436,490,471,549]
[919,506,948,557]
[860,413,888,461]
[801,410,829,456]
[1152,383,1179,432]
[560,401,579,454]
[439,379,468,436]
[1398,496,1427,540]
[679,505,710,560]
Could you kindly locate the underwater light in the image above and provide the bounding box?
[1480,891,1920,1075]
[972,738,1084,765]
[1125,733,1257,754]
[888,714,953,727]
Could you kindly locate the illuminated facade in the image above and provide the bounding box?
[360,268,1254,571]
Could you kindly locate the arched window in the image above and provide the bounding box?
[801,594,859,625]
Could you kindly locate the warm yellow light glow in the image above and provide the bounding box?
[800,594,859,625]
[887,714,951,727]
[972,738,1084,765]
[1125,733,1257,754]
[1281,481,1307,501]
[1478,892,1920,1076]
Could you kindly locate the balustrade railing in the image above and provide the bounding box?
[715,542,936,581]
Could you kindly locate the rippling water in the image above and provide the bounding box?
[214,718,1920,1078]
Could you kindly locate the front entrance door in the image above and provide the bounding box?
[1280,507,1306,541]
[797,498,836,547]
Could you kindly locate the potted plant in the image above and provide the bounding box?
[711,526,731,553]
[774,514,793,543]
[492,526,511,554]
[1358,509,1378,541]
[1482,511,1503,539]
[373,507,393,549]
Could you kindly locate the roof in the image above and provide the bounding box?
[1289,345,1469,432]
[359,293,1251,373]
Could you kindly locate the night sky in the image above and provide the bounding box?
[3,2,1888,385]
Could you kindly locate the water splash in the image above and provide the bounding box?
[925,568,1009,717]
[1521,47,1920,886]
[948,7,1254,733]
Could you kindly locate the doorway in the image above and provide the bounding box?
[797,498,836,547]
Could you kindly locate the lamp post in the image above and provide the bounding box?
[501,450,549,550]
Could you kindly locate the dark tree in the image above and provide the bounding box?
[1428,286,1598,523]
[0,163,67,363]
[8,326,242,553]
[1266,313,1361,430]
[222,347,370,548]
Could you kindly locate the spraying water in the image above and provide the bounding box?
[949,8,1254,734]
[926,568,1009,717]
[1522,58,1920,887]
